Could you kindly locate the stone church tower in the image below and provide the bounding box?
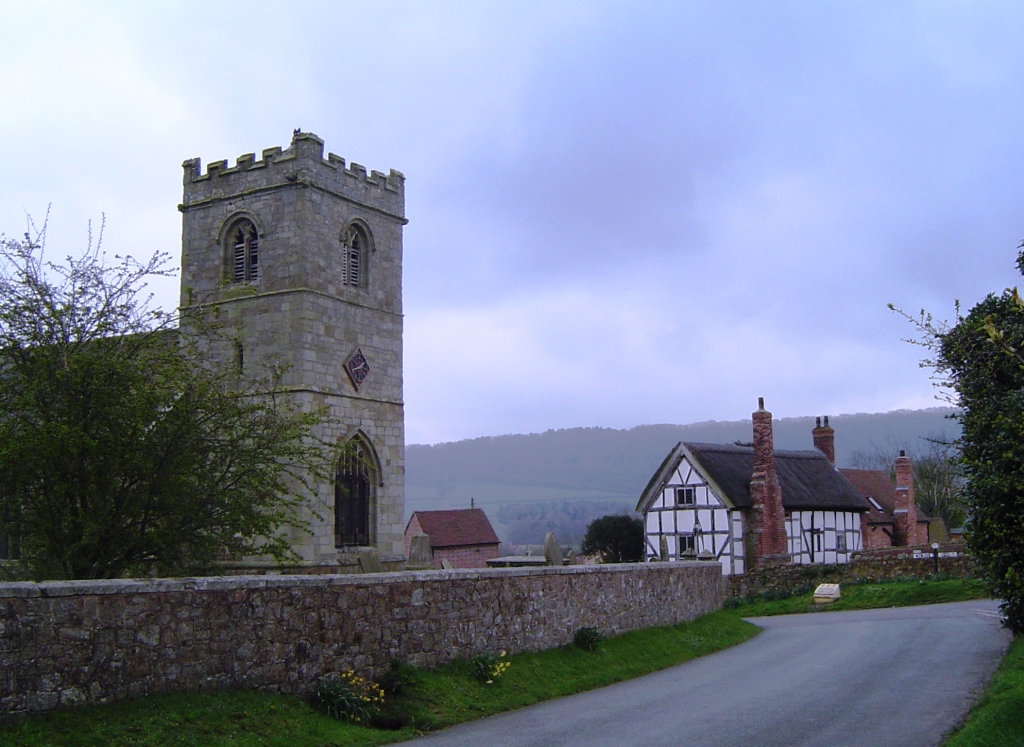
[178,131,406,567]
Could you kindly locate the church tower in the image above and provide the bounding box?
[179,131,406,567]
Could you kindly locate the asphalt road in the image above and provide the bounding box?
[393,600,1010,747]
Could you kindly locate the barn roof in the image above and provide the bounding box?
[638,442,869,513]
[407,508,500,548]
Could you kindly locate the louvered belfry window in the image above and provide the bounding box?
[341,226,363,287]
[336,440,373,547]
[231,220,259,282]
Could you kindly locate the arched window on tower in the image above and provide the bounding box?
[341,224,367,287]
[229,219,259,282]
[335,437,377,547]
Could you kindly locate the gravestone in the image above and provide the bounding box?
[406,533,434,570]
[566,550,577,565]
[544,532,563,566]
[440,558,454,569]
[358,550,383,574]
[659,535,669,561]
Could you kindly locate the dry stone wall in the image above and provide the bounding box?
[0,563,722,719]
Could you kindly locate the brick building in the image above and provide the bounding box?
[841,454,933,549]
[404,509,501,569]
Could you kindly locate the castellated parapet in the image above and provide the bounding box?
[178,131,406,568]
[181,132,405,219]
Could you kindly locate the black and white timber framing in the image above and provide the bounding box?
[636,442,870,576]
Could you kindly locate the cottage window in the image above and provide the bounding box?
[837,533,847,552]
[341,225,367,287]
[229,219,259,282]
[675,487,696,506]
[677,534,696,555]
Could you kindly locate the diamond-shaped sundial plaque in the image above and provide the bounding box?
[345,348,371,391]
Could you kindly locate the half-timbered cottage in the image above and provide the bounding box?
[637,400,870,575]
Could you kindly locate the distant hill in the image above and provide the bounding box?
[405,408,959,548]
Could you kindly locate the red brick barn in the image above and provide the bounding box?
[403,509,501,569]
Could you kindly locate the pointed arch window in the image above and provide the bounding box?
[335,437,377,547]
[341,225,367,287]
[229,219,259,282]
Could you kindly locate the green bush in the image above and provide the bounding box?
[573,626,604,652]
[314,671,384,725]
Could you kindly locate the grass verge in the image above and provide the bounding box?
[0,689,408,747]
[384,610,756,731]
[723,577,990,617]
[0,610,758,746]
[942,635,1024,747]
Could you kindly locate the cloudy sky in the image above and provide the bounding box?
[2,1,1023,444]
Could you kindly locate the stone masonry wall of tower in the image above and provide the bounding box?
[178,131,407,565]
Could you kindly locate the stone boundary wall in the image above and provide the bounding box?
[0,562,723,720]
[729,543,974,598]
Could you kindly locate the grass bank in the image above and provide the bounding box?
[724,576,990,617]
[943,635,1024,747]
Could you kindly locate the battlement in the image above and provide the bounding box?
[181,131,405,217]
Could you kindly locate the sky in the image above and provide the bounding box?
[2,1,1024,445]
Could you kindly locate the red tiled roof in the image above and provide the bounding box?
[839,468,930,524]
[840,468,895,524]
[406,509,500,548]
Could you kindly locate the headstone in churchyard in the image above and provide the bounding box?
[659,535,669,562]
[359,550,383,574]
[566,550,577,565]
[544,532,563,566]
[406,533,434,570]
[440,558,454,569]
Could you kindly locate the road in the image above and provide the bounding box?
[393,600,1010,747]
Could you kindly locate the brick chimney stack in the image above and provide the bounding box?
[749,398,790,567]
[812,415,835,464]
[893,449,920,545]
